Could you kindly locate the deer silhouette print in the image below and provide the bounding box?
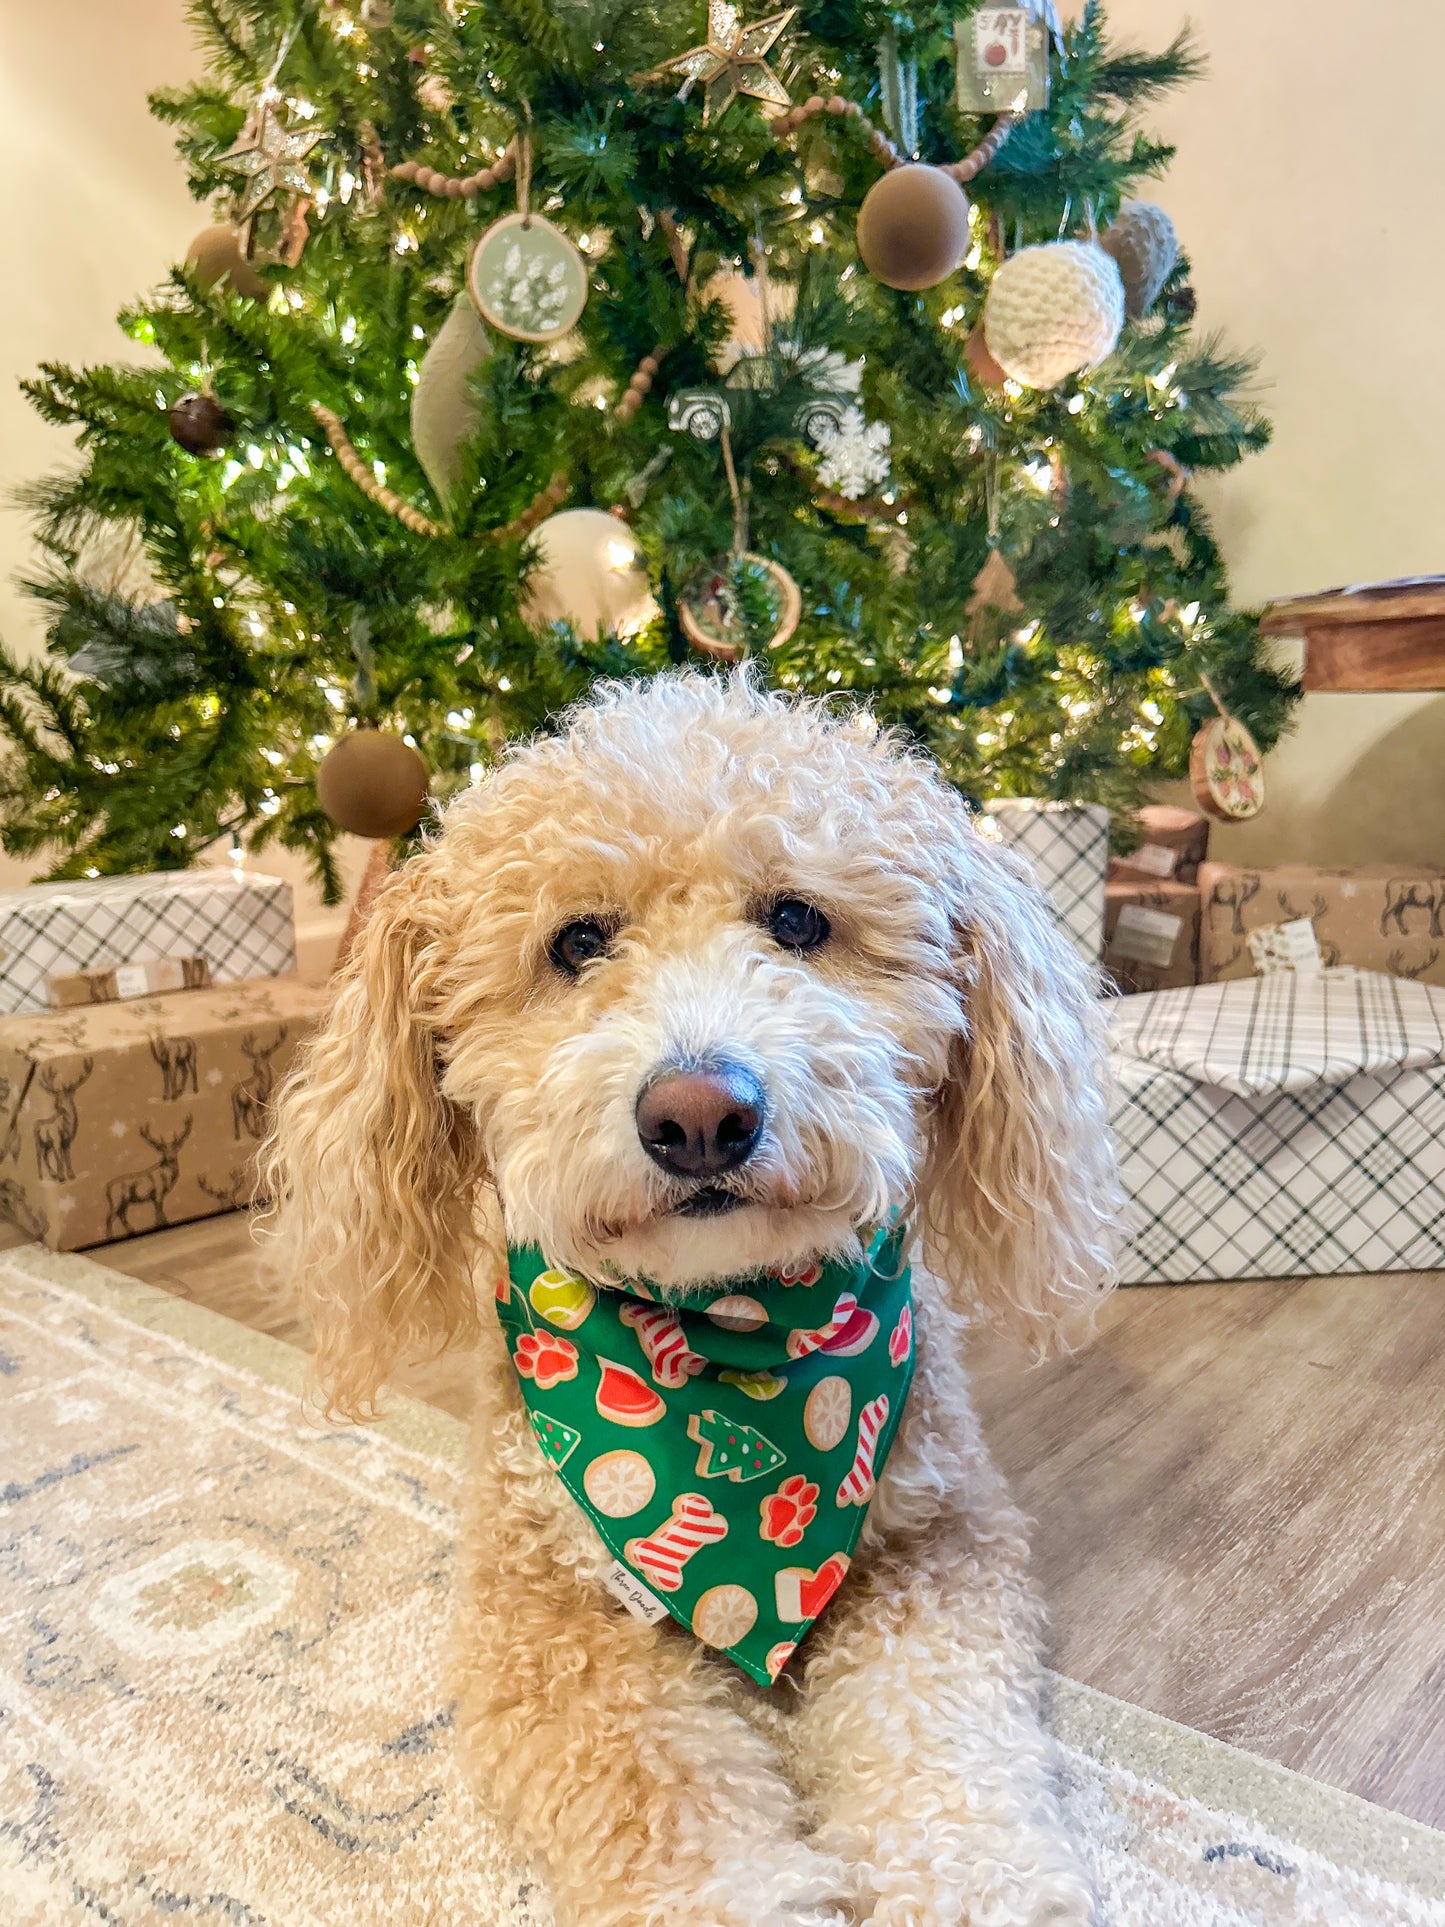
[1381,878,1445,941]
[232,1028,288,1141]
[1206,872,1261,937]
[198,1165,254,1211]
[105,1118,192,1238]
[33,1059,94,1182]
[150,1030,199,1101]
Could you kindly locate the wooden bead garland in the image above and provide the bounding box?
[310,402,570,542]
[614,348,668,423]
[389,144,517,200]
[770,97,1018,186]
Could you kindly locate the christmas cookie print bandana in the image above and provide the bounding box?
[497,1226,915,1687]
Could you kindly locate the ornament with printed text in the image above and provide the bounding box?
[856,165,972,292]
[678,554,802,661]
[185,224,270,300]
[316,726,430,839]
[520,509,657,639]
[467,213,588,343]
[167,394,234,456]
[1189,704,1265,821]
[982,240,1124,389]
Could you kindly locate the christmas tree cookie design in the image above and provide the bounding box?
[688,1408,786,1483]
[529,1411,580,1470]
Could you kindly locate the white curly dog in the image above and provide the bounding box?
[266,669,1122,1927]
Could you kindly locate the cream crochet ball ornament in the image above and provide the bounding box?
[982,240,1125,389]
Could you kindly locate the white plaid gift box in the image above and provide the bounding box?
[1109,969,1445,1284]
[0,870,295,1015]
[981,799,1109,965]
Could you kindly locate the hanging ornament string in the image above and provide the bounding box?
[771,96,1018,184]
[719,424,749,555]
[309,403,569,541]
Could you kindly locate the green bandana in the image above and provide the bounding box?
[496,1227,914,1687]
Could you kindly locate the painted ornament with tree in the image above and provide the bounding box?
[1,0,1295,899]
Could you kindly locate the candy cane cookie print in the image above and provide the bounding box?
[618,1301,708,1389]
[836,1393,889,1507]
[624,1493,728,1593]
[784,1292,859,1360]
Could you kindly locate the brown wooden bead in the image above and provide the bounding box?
[844,100,862,118]
[826,95,847,116]
[639,355,660,376]
[632,372,653,395]
[804,94,825,114]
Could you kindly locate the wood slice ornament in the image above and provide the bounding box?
[678,554,802,661]
[317,727,430,839]
[1189,691,1265,821]
[467,209,587,343]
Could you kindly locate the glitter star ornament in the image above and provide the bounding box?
[652,1,798,123]
[218,98,324,224]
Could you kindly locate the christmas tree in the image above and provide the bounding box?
[1,0,1297,903]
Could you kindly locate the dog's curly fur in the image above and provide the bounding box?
[263,669,1123,1927]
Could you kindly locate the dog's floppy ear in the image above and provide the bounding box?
[261,853,485,1418]
[919,813,1123,1357]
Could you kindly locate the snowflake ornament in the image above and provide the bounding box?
[814,407,892,499]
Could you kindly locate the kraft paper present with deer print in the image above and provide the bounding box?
[1197,863,1445,988]
[0,979,328,1251]
[0,869,294,1016]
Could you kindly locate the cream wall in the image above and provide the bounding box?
[2,0,1443,925]
[1096,0,1445,867]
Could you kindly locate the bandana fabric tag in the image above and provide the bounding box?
[497,1226,915,1686]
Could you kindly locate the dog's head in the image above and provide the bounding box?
[267,671,1121,1416]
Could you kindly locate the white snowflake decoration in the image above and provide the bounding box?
[814,406,892,499]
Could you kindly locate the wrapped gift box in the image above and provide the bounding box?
[982,799,1109,965]
[1111,805,1210,887]
[0,870,295,1016]
[1109,969,1445,1284]
[1197,861,1445,987]
[1103,879,1200,994]
[0,979,328,1251]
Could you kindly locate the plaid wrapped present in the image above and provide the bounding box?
[981,799,1109,965]
[1109,969,1445,1284]
[0,870,295,1015]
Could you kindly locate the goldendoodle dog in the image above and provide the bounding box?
[265,668,1121,1927]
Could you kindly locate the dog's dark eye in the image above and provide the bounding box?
[548,917,613,976]
[765,897,831,953]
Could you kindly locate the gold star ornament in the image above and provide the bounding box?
[218,98,324,224]
[648,2,798,123]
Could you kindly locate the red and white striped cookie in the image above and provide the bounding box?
[836,1394,889,1507]
[619,1301,708,1390]
[624,1493,728,1593]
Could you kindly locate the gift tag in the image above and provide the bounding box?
[1110,904,1183,969]
[1126,841,1179,880]
[1248,919,1322,976]
[467,212,589,343]
[954,8,1050,112]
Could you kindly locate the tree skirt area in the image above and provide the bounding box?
[2,1246,1442,1926]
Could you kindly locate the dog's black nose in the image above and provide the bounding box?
[636,1061,764,1177]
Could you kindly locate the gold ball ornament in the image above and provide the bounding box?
[1099,200,1178,320]
[185,223,270,300]
[855,164,972,292]
[982,241,1125,389]
[520,509,657,639]
[964,323,1007,390]
[316,728,430,839]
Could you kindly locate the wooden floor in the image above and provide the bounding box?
[101,1213,1444,1830]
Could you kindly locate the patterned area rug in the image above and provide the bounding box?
[2,1246,1442,1926]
